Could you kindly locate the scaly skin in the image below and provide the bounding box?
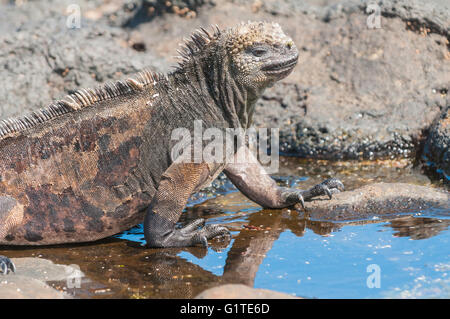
[0,22,344,273]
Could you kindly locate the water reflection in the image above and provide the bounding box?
[212,211,449,287]
[104,205,449,298]
[387,216,450,240]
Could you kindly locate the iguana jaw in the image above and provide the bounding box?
[261,52,299,80]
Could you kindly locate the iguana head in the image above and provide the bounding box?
[225,21,299,92]
[174,21,298,127]
[176,21,298,91]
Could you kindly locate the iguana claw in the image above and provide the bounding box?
[199,235,208,248]
[297,192,305,209]
[323,186,332,199]
[0,256,15,275]
[189,223,230,248]
[307,178,345,200]
[281,178,345,209]
[144,213,230,248]
[180,218,206,234]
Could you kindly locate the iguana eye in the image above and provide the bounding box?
[251,47,267,57]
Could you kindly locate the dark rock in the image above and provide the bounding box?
[422,107,450,183]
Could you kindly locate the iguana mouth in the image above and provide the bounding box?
[261,54,299,75]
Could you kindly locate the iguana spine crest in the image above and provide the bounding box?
[0,69,163,140]
[175,25,220,68]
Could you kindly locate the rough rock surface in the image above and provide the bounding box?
[422,107,450,182]
[0,0,168,120]
[0,0,448,162]
[302,182,449,221]
[0,257,80,299]
[195,284,300,299]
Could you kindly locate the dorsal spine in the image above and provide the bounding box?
[0,69,163,140]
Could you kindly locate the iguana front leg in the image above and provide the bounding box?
[144,162,230,248]
[224,146,344,209]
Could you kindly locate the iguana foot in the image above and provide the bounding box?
[144,213,230,248]
[305,178,345,200]
[281,178,345,208]
[0,256,15,275]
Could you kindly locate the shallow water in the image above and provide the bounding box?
[1,157,449,298]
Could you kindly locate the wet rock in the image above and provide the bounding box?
[422,108,450,183]
[195,284,300,299]
[0,257,82,299]
[303,183,449,221]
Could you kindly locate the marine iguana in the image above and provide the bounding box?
[0,21,344,274]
